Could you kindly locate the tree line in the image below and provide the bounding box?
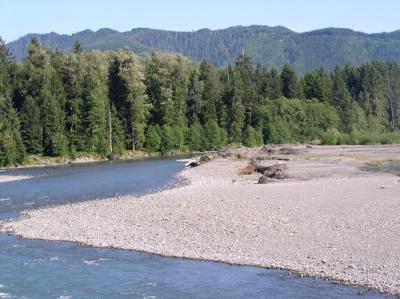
[1,38,400,167]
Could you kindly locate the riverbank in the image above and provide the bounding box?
[1,145,400,295]
[0,150,159,171]
[0,175,32,183]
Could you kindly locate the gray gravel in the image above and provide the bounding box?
[2,145,400,295]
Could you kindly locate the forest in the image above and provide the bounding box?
[1,37,400,167]
[8,26,400,74]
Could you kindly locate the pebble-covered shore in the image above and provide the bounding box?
[1,145,400,295]
[0,174,31,183]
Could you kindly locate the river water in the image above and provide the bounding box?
[0,159,394,298]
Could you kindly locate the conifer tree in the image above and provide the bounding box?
[330,67,355,132]
[228,70,245,143]
[84,53,109,155]
[113,51,149,150]
[199,61,220,123]
[281,63,299,99]
[187,70,204,124]
[20,96,42,153]
[40,75,67,156]
[243,125,258,147]
[0,96,25,166]
[145,125,162,152]
[187,119,205,151]
[58,45,86,153]
[266,68,282,100]
[204,119,222,150]
[0,38,25,166]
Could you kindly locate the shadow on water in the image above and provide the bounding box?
[0,158,396,298]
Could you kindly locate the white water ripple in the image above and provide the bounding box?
[83,258,110,266]
[0,292,12,299]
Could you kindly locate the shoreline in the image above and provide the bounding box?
[0,151,155,171]
[0,175,32,183]
[1,145,400,295]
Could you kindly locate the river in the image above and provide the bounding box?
[0,159,393,298]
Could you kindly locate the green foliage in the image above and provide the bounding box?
[321,128,343,145]
[264,99,340,144]
[0,97,25,166]
[242,125,263,147]
[187,120,205,151]
[160,124,185,153]
[84,52,109,156]
[204,119,223,150]
[40,74,67,156]
[108,50,149,150]
[110,106,126,156]
[1,38,400,166]
[145,125,162,152]
[281,64,299,99]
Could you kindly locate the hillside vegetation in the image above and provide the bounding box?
[7,26,400,74]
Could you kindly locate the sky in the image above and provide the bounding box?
[1,0,400,42]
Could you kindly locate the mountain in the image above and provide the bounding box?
[6,25,400,74]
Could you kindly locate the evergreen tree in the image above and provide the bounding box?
[243,125,258,147]
[187,119,205,151]
[199,60,220,123]
[228,70,245,143]
[266,68,282,100]
[204,119,222,150]
[358,63,388,131]
[113,51,149,150]
[20,96,42,153]
[84,53,109,155]
[41,76,67,156]
[330,67,356,132]
[58,47,86,153]
[187,70,204,124]
[145,125,162,152]
[281,64,299,99]
[0,39,25,166]
[110,105,125,155]
[302,71,324,100]
[0,96,25,166]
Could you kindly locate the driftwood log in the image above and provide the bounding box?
[185,155,213,168]
[254,162,288,183]
[185,160,201,168]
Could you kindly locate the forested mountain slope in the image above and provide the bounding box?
[7,26,400,74]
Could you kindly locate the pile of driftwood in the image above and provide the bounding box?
[260,145,299,155]
[257,164,288,183]
[218,149,234,158]
[185,155,213,168]
[247,158,288,184]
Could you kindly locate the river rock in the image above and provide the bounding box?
[258,175,272,184]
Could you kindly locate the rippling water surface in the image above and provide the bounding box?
[0,159,393,298]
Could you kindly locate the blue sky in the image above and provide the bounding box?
[1,0,400,42]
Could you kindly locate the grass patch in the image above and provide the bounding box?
[361,160,400,176]
[235,153,247,160]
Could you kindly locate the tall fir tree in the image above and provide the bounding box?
[281,63,299,99]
